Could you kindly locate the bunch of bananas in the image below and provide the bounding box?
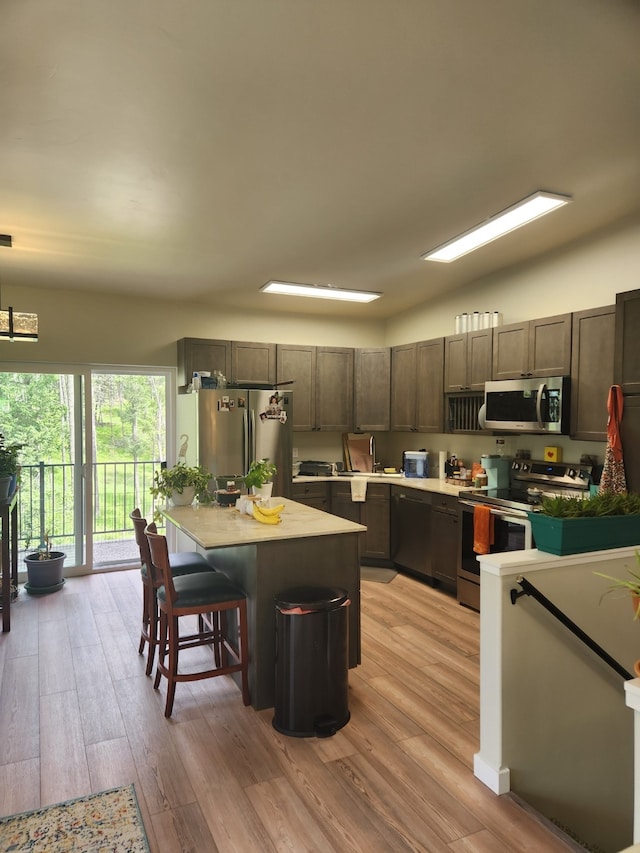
[251,502,285,525]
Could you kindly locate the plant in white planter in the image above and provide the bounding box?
[244,458,277,500]
[150,463,213,514]
[24,532,66,594]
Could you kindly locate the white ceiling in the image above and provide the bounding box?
[1,0,639,320]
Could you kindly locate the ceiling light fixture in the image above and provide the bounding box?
[421,191,572,263]
[0,236,39,342]
[261,280,381,303]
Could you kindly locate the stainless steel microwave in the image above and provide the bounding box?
[481,376,570,434]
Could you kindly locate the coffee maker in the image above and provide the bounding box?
[481,454,511,490]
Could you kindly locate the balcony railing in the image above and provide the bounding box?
[15,460,163,564]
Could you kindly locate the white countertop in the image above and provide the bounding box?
[162,497,366,549]
[293,474,474,498]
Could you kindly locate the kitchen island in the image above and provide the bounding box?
[162,497,366,710]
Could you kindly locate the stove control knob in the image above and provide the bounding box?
[513,462,520,471]
[568,468,577,478]
[521,462,530,473]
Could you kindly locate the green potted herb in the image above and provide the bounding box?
[529,492,640,556]
[244,458,277,499]
[150,463,213,508]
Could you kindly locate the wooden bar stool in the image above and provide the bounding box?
[145,523,250,717]
[130,508,214,675]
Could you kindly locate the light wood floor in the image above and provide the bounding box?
[0,569,584,852]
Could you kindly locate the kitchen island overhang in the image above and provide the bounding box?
[162,498,366,711]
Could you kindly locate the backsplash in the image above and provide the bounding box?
[293,430,605,477]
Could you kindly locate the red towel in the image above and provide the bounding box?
[473,505,494,555]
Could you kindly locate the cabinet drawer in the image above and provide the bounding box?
[431,493,460,514]
[292,482,330,500]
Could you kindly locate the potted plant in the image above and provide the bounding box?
[529,492,640,556]
[24,532,66,594]
[0,433,22,501]
[594,550,640,619]
[244,458,277,500]
[150,463,213,509]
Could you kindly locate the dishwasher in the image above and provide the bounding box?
[391,486,433,582]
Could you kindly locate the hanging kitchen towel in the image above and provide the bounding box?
[599,385,627,494]
[350,478,367,502]
[473,504,494,555]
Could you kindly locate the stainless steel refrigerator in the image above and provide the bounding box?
[176,388,293,497]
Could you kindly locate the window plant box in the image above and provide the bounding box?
[528,511,640,556]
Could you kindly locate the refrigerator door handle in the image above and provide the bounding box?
[243,409,250,474]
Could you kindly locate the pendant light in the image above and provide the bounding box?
[0,235,39,342]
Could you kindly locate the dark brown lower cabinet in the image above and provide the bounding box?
[331,482,391,562]
[430,493,459,592]
[291,481,330,511]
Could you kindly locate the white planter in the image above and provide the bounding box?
[252,483,273,502]
[170,486,196,506]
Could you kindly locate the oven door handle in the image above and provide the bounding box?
[459,499,530,521]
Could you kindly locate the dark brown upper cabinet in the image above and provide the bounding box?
[492,313,572,380]
[444,328,492,392]
[276,344,354,431]
[177,337,230,387]
[391,338,444,432]
[571,306,615,441]
[354,347,390,431]
[614,288,640,394]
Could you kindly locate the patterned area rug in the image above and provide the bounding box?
[0,784,150,852]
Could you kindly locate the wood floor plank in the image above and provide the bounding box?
[400,733,580,852]
[0,759,40,815]
[245,776,336,851]
[39,617,75,696]
[151,801,220,853]
[71,641,127,744]
[112,674,199,814]
[170,717,277,852]
[0,655,40,764]
[39,689,90,805]
[340,699,484,844]
[63,591,101,647]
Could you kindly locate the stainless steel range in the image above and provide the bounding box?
[457,458,594,611]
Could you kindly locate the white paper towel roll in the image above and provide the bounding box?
[439,451,447,479]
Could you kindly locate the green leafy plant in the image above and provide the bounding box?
[594,550,640,619]
[0,432,22,477]
[150,463,213,503]
[539,492,640,518]
[244,458,277,489]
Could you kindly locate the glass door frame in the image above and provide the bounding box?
[0,360,175,576]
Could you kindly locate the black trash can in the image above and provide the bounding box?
[273,586,350,738]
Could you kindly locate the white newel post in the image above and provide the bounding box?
[624,679,640,844]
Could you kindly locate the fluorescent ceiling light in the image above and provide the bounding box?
[261,280,381,303]
[422,191,572,263]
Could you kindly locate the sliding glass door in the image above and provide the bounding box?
[0,364,170,572]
